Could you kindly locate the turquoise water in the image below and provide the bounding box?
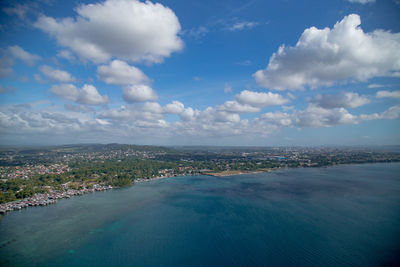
[1,163,399,266]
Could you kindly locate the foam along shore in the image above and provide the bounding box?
[0,185,113,215]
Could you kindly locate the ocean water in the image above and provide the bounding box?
[0,163,399,266]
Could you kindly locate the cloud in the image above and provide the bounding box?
[0,104,116,145]
[360,105,400,120]
[57,50,76,62]
[99,103,165,123]
[64,104,93,113]
[347,0,375,3]
[2,95,399,145]
[142,102,164,114]
[224,83,232,93]
[202,108,241,123]
[8,45,41,66]
[218,101,260,113]
[0,46,40,78]
[254,14,400,90]
[379,105,400,119]
[34,0,183,63]
[164,101,185,114]
[286,93,296,100]
[49,84,78,101]
[257,104,360,129]
[264,102,399,129]
[50,84,109,105]
[236,60,252,66]
[179,107,199,121]
[2,4,30,20]
[311,92,370,108]
[294,105,359,127]
[259,112,293,127]
[123,85,158,103]
[376,90,400,99]
[228,21,258,31]
[78,84,110,105]
[34,74,47,84]
[0,85,16,94]
[100,101,243,136]
[97,60,150,85]
[0,59,14,78]
[40,65,76,82]
[185,26,208,39]
[102,101,186,125]
[99,106,135,121]
[368,83,385,88]
[236,90,289,107]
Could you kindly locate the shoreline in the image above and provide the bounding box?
[1,162,398,217]
[0,185,113,215]
[135,172,201,183]
[204,170,270,177]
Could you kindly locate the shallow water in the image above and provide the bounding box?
[1,163,399,266]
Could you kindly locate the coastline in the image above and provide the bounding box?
[0,185,113,215]
[0,174,194,215]
[135,172,201,183]
[204,169,272,177]
[1,162,398,216]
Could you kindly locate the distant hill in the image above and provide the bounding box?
[0,143,174,154]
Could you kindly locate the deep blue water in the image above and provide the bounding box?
[1,163,400,266]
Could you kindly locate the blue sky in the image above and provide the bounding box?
[0,0,399,146]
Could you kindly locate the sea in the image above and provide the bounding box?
[0,163,399,266]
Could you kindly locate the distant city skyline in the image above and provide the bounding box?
[0,0,399,146]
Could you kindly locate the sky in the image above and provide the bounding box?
[0,0,399,146]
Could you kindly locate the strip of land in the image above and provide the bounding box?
[206,170,268,177]
[1,144,399,216]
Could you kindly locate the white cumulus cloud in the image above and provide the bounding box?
[376,90,400,99]
[40,65,76,83]
[294,105,359,127]
[123,85,158,103]
[311,92,370,108]
[79,84,110,105]
[360,105,400,120]
[97,60,150,85]
[179,107,199,121]
[34,0,183,63]
[254,14,400,90]
[259,112,293,127]
[236,90,289,107]
[347,0,375,3]
[219,101,260,113]
[164,101,185,114]
[50,84,109,105]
